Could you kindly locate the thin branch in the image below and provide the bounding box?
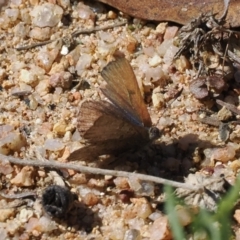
[15,21,127,50]
[71,20,127,37]
[0,190,36,199]
[0,153,196,191]
[216,99,240,115]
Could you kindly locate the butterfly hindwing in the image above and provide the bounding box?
[78,100,149,143]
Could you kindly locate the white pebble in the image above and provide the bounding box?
[148,54,162,67]
[157,39,173,57]
[76,2,95,20]
[5,8,19,21]
[124,229,141,240]
[19,69,38,86]
[152,92,164,109]
[0,132,26,155]
[19,209,34,223]
[61,45,69,55]
[148,211,163,221]
[14,22,29,38]
[128,177,154,196]
[163,44,179,64]
[57,0,70,9]
[31,3,63,27]
[44,138,65,151]
[76,54,93,76]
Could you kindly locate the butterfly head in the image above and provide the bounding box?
[148,127,161,141]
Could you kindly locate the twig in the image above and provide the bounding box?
[15,39,55,50]
[15,21,127,50]
[0,191,36,199]
[216,99,240,115]
[0,153,196,191]
[0,199,31,209]
[71,21,127,37]
[197,115,221,127]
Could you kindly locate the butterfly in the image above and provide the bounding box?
[68,57,160,161]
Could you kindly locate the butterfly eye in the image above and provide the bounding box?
[148,127,160,141]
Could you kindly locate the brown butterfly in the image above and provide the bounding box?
[68,57,160,161]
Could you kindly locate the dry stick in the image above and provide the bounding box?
[216,99,240,115]
[0,153,197,191]
[0,191,36,199]
[71,21,127,37]
[15,21,127,50]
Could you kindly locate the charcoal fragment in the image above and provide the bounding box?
[42,185,75,218]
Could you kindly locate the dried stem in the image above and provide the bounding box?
[15,21,127,50]
[0,153,197,191]
[216,99,240,115]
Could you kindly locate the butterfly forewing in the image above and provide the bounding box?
[101,58,152,127]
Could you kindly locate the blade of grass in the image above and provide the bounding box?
[215,175,240,239]
[165,185,186,240]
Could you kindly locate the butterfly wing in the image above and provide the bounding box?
[68,100,149,160]
[78,100,149,142]
[101,58,152,127]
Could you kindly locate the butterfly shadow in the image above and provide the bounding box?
[96,133,220,181]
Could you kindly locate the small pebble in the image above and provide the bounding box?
[124,229,141,240]
[211,145,236,162]
[217,106,233,121]
[149,216,172,240]
[155,22,168,34]
[114,177,130,189]
[76,2,95,20]
[19,69,38,86]
[0,132,27,155]
[26,216,57,232]
[49,71,73,89]
[132,198,152,219]
[53,121,68,136]
[44,138,65,151]
[29,27,51,41]
[11,166,35,187]
[30,3,63,27]
[164,26,179,40]
[19,209,34,223]
[149,54,162,67]
[82,192,99,206]
[152,91,164,109]
[175,205,192,226]
[175,55,191,72]
[0,209,15,222]
[234,210,240,224]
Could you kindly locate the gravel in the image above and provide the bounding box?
[0,0,240,239]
